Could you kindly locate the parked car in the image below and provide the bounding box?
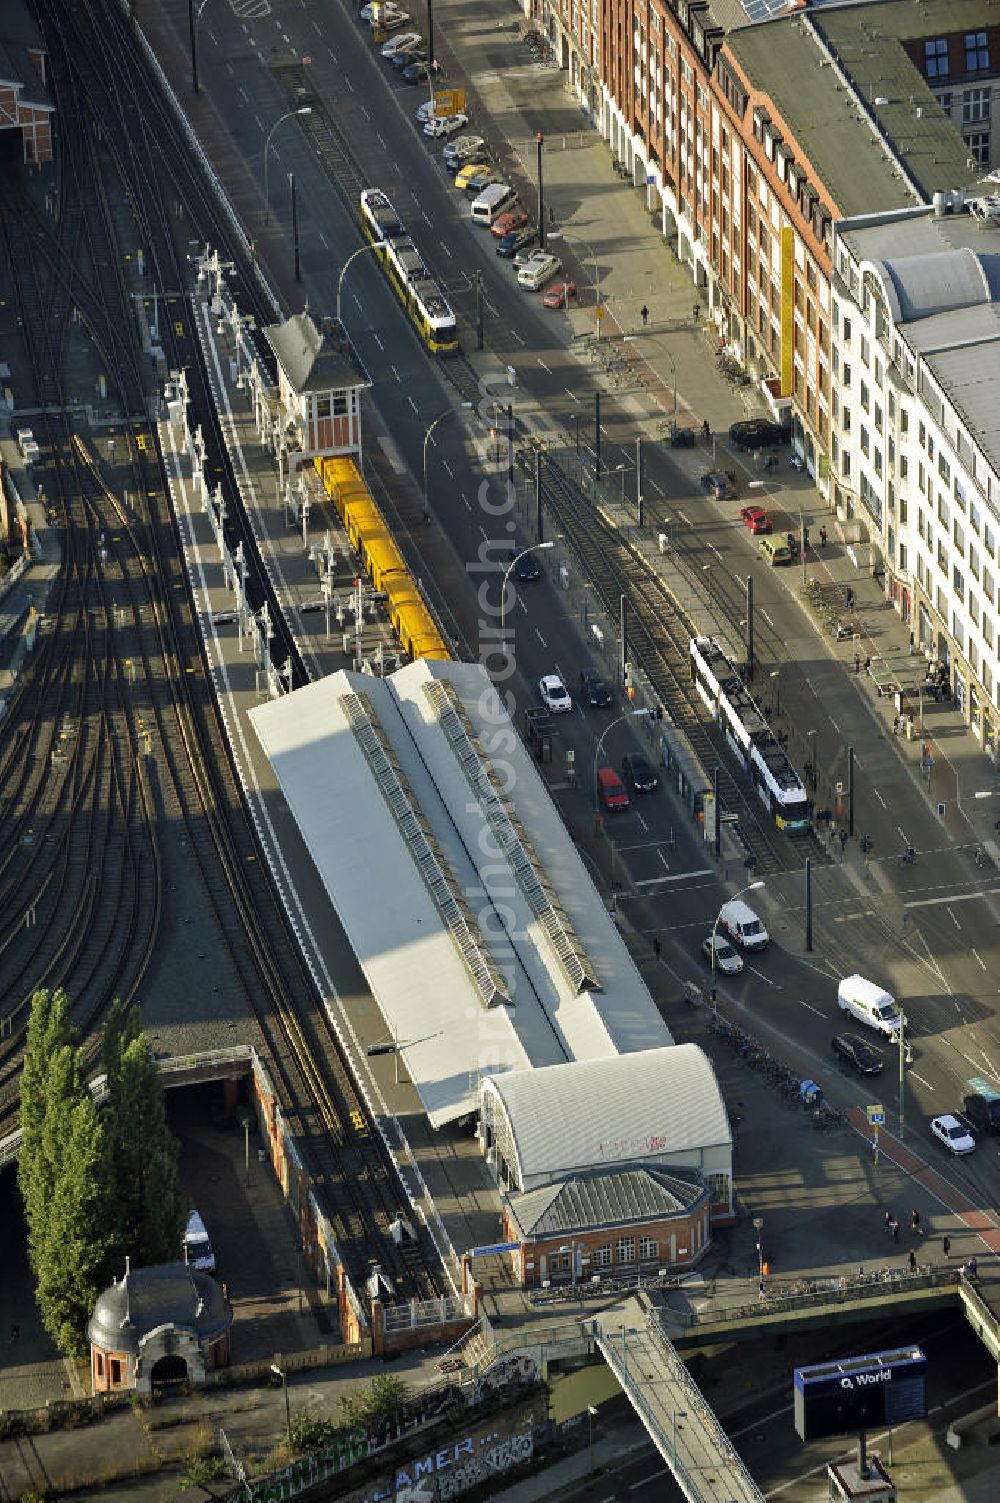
[424,111,469,139]
[832,1033,884,1076]
[416,99,436,124]
[700,471,734,499]
[597,766,630,812]
[621,752,658,793]
[539,674,572,713]
[740,504,772,535]
[579,667,613,708]
[491,209,530,238]
[402,59,435,83]
[931,1113,976,1155]
[517,251,560,290]
[391,47,425,70]
[701,934,744,975]
[443,134,486,166]
[496,227,536,259]
[542,281,576,309]
[374,9,410,30]
[669,427,695,448]
[381,30,421,56]
[729,418,790,450]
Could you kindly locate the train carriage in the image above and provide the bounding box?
[360,188,459,356]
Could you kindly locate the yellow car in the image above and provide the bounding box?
[454,162,494,192]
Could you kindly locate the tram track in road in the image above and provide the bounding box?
[0,0,448,1301]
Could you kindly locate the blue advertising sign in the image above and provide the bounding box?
[467,1241,520,1258]
[794,1345,926,1441]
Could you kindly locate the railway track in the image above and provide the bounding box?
[0,0,448,1300]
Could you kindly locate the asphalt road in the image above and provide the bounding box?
[157,0,1000,1240]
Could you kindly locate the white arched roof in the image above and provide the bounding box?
[481,1044,729,1190]
[866,249,992,324]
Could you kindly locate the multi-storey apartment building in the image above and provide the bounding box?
[832,196,1000,757]
[898,12,1000,170]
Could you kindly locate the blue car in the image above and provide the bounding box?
[496,227,537,259]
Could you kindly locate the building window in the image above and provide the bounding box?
[96,1351,105,1376]
[925,38,949,78]
[953,566,965,601]
[110,1358,122,1385]
[593,1243,612,1267]
[965,132,991,167]
[333,392,348,416]
[860,424,870,458]
[938,452,951,484]
[639,1237,659,1261]
[963,88,991,125]
[616,1236,636,1263]
[966,32,990,72]
[315,395,331,419]
[860,380,870,413]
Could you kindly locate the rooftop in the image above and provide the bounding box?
[838,201,1000,482]
[249,659,670,1129]
[507,1165,707,1241]
[88,1264,230,1355]
[725,0,980,219]
[264,312,364,393]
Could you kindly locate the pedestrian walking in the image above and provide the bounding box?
[692,302,700,323]
[653,936,662,961]
[943,1234,951,1258]
[819,525,828,548]
[640,303,649,327]
[892,715,899,736]
[702,418,711,440]
[884,1211,893,1235]
[908,631,915,656]
[966,1256,978,1280]
[908,1249,917,1273]
[845,587,855,610]
[911,1208,922,1236]
[839,828,848,854]
[891,1217,900,1243]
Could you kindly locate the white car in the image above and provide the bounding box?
[931,1114,976,1155]
[443,134,486,166]
[701,935,744,975]
[381,30,421,56]
[423,112,469,139]
[539,674,572,713]
[416,100,435,124]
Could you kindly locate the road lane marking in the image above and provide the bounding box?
[799,1000,825,1017]
[535,628,547,647]
[908,888,1000,908]
[760,609,773,627]
[538,358,551,372]
[634,868,712,885]
[972,948,988,970]
[873,788,886,807]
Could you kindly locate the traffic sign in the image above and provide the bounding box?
[866,1104,885,1126]
[595,305,605,321]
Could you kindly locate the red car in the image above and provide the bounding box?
[542,281,577,309]
[740,504,772,535]
[491,209,530,238]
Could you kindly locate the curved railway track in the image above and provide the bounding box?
[0,0,447,1300]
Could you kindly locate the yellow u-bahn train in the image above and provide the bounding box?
[315,456,452,662]
[360,188,460,356]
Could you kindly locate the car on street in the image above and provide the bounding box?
[669,427,695,448]
[621,752,658,793]
[516,251,561,289]
[443,134,486,166]
[740,504,772,535]
[381,30,421,56]
[496,227,537,259]
[424,111,469,138]
[513,552,542,582]
[542,281,576,309]
[700,471,734,499]
[597,766,630,812]
[513,243,544,269]
[963,1090,1000,1133]
[391,46,425,69]
[931,1113,976,1155]
[416,99,436,124]
[402,59,436,82]
[539,674,572,713]
[491,209,530,238]
[831,1033,884,1075]
[729,418,790,450]
[701,934,744,975]
[579,667,613,707]
[373,9,411,30]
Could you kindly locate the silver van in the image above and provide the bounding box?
[471,183,517,227]
[183,1209,216,1273]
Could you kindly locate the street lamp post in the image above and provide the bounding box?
[710,880,765,1002]
[263,107,312,225]
[753,1216,765,1289]
[500,543,554,635]
[592,709,649,811]
[270,1363,292,1446]
[188,0,211,94]
[336,242,383,324]
[422,402,473,523]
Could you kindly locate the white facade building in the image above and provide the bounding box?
[831,194,1000,757]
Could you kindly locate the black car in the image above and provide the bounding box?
[728,418,791,451]
[391,49,425,70]
[963,1092,1000,1132]
[622,752,658,793]
[496,227,537,259]
[579,667,613,708]
[669,427,695,448]
[513,552,542,583]
[699,471,734,500]
[402,60,434,83]
[832,1032,884,1075]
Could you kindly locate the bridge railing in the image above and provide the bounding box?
[684,1265,961,1328]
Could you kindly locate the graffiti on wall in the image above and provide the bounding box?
[437,1430,533,1499]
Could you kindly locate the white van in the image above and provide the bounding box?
[183,1209,216,1273]
[717,898,769,951]
[837,974,901,1037]
[516,251,561,290]
[471,183,517,227]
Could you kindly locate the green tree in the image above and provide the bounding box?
[18,988,77,1267]
[101,1000,186,1273]
[35,1092,110,1355]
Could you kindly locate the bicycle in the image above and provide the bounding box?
[975,846,994,869]
[898,845,916,867]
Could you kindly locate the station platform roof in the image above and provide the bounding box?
[249,659,671,1128]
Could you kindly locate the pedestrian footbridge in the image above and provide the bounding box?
[589,1297,764,1503]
